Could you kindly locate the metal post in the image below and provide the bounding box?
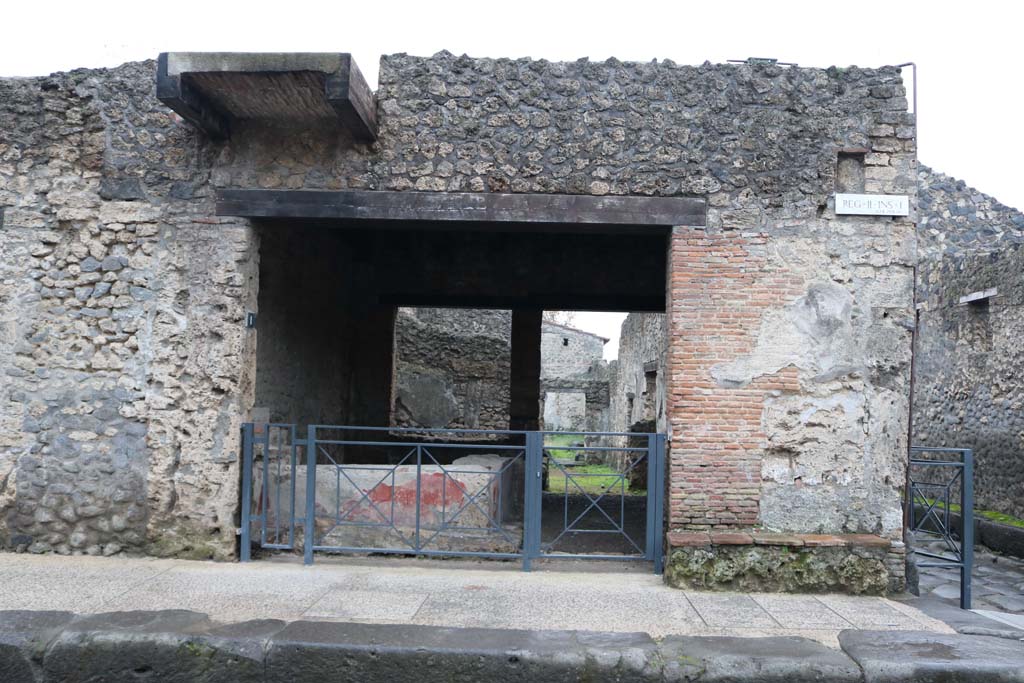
[303,425,316,566]
[653,433,667,575]
[522,432,542,571]
[415,445,422,552]
[240,423,254,562]
[645,434,658,564]
[961,449,974,610]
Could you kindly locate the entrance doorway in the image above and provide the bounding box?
[224,187,699,570]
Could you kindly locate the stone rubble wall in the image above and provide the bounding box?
[913,168,1024,518]
[392,308,511,431]
[0,62,258,559]
[1,53,916,560]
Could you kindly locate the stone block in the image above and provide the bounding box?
[838,630,1024,683]
[266,621,662,682]
[661,635,862,682]
[0,610,74,683]
[42,611,268,683]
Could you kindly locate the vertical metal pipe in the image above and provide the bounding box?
[645,434,658,563]
[303,425,316,566]
[288,424,297,549]
[240,423,254,562]
[961,449,974,610]
[415,445,422,552]
[653,433,667,575]
[522,432,541,572]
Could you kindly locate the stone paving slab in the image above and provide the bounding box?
[0,553,954,646]
[914,536,1024,615]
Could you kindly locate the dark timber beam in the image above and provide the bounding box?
[156,53,230,140]
[156,52,377,142]
[216,189,706,227]
[324,55,377,142]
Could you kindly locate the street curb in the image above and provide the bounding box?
[1,609,1023,682]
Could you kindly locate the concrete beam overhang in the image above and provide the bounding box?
[215,189,707,230]
[156,52,377,142]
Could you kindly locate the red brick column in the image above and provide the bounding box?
[666,228,802,529]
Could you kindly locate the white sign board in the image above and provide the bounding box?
[835,193,909,216]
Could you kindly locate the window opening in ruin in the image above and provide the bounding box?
[836,151,866,194]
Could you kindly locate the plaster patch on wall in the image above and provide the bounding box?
[711,282,857,388]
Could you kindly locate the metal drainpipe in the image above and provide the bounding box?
[895,62,918,534]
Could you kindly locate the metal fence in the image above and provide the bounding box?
[908,446,973,609]
[240,424,666,573]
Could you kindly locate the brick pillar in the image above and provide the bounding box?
[509,309,542,431]
[666,227,802,530]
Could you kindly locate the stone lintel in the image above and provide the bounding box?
[157,52,377,142]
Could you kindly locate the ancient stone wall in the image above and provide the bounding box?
[0,62,258,559]
[538,322,611,433]
[1,53,916,562]
[539,323,606,379]
[913,167,1024,518]
[392,308,511,430]
[608,313,667,439]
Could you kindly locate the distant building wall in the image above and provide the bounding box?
[539,322,606,379]
[912,167,1024,518]
[608,313,667,440]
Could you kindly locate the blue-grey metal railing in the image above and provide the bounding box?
[240,424,666,573]
[908,446,973,609]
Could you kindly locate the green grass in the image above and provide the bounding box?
[544,433,583,461]
[546,463,645,496]
[542,433,646,496]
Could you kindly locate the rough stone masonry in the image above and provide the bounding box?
[0,53,916,589]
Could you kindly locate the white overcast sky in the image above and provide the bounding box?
[3,0,1021,358]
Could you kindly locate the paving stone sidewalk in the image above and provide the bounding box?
[915,537,1024,614]
[0,553,955,648]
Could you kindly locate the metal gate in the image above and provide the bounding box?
[908,446,974,609]
[240,424,666,572]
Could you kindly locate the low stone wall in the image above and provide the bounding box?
[665,532,902,595]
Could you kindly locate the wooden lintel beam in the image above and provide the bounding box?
[216,189,706,227]
[156,53,230,140]
[325,54,378,142]
[376,293,666,312]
